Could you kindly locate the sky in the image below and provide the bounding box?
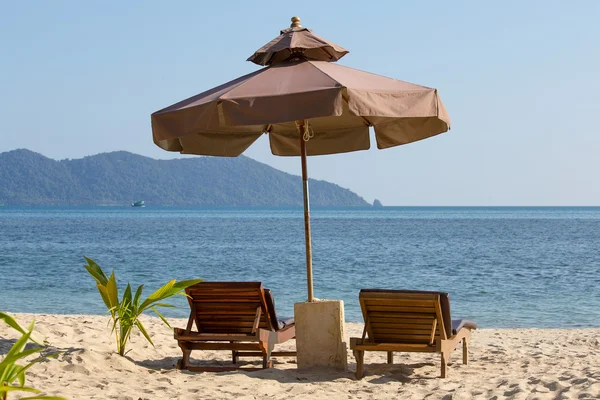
[1,1,599,206]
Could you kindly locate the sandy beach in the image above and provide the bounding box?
[1,313,598,399]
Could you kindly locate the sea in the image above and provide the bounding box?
[1,206,599,328]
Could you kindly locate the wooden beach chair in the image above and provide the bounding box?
[174,282,296,372]
[350,289,477,379]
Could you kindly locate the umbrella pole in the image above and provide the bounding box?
[299,120,314,302]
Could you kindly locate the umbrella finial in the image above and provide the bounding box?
[291,16,302,28]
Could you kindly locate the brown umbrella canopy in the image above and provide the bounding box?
[152,61,449,157]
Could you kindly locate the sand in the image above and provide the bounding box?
[1,313,599,399]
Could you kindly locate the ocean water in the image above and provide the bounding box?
[0,206,599,328]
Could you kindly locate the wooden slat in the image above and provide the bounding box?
[429,318,438,345]
[188,293,261,299]
[194,309,261,315]
[195,309,261,315]
[370,334,431,342]
[251,307,261,334]
[187,286,261,292]
[369,314,435,326]
[195,321,262,327]
[370,320,434,329]
[195,315,259,321]
[370,330,433,338]
[185,342,261,351]
[175,333,257,341]
[198,327,259,334]
[354,343,436,352]
[192,290,259,294]
[363,299,436,307]
[370,323,434,331]
[367,311,436,319]
[196,321,270,328]
[370,327,434,335]
[188,282,261,288]
[192,298,262,304]
[195,315,270,321]
[364,305,436,313]
[360,291,438,298]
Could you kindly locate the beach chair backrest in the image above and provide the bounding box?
[185,282,276,334]
[359,289,451,345]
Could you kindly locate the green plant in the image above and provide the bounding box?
[83,257,202,356]
[0,313,66,400]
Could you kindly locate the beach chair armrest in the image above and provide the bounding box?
[451,319,477,334]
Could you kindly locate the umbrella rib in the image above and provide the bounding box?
[358,115,372,127]
[317,47,334,61]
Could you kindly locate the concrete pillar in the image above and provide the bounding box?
[294,300,348,370]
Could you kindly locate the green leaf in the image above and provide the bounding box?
[139,280,176,309]
[96,284,114,312]
[173,279,203,290]
[0,312,45,347]
[18,367,26,386]
[5,321,35,359]
[134,320,154,347]
[0,312,27,335]
[133,284,144,308]
[150,307,172,329]
[121,285,134,320]
[106,272,119,309]
[0,386,41,393]
[151,303,176,308]
[83,256,109,286]
[140,278,203,311]
[123,284,132,306]
[0,348,43,376]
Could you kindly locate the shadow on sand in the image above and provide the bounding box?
[127,354,438,384]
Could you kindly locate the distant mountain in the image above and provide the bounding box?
[0,149,370,206]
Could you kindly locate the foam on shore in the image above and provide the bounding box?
[1,314,599,399]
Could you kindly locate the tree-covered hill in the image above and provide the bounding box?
[0,149,369,206]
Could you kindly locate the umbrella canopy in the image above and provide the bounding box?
[152,60,450,157]
[151,17,451,302]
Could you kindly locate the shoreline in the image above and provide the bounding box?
[6,311,600,330]
[1,313,599,399]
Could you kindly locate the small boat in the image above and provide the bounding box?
[131,200,145,207]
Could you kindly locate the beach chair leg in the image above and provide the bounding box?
[462,338,469,365]
[387,351,393,364]
[230,341,239,364]
[355,350,365,380]
[261,345,273,369]
[441,352,448,378]
[262,355,273,369]
[177,345,191,370]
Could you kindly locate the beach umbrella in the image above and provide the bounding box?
[151,17,450,302]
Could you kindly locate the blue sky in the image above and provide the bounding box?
[1,1,599,205]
